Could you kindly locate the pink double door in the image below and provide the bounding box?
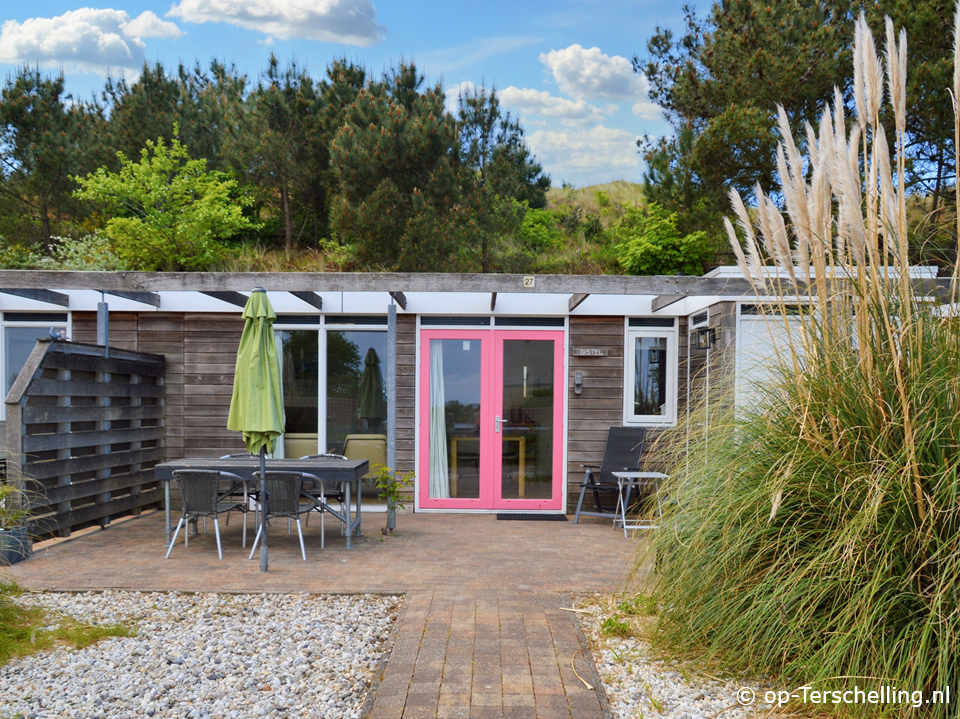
[418,329,565,511]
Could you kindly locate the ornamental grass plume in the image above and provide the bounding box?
[648,10,960,716]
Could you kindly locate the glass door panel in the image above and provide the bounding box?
[419,331,489,508]
[499,340,555,500]
[494,331,564,511]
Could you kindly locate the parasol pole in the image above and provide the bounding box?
[260,444,268,571]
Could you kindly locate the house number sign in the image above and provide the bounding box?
[573,347,609,356]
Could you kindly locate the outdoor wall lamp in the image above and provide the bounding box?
[574,371,583,395]
[695,327,716,350]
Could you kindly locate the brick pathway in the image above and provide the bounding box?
[7,510,640,718]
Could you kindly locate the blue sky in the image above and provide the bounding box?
[0,0,708,187]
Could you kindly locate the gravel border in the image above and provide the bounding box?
[576,599,778,719]
[1,590,402,719]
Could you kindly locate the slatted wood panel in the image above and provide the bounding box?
[565,316,687,513]
[5,339,166,538]
[182,314,245,456]
[395,314,416,475]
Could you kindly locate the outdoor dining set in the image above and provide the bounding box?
[154,453,370,562]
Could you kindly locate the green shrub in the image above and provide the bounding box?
[517,208,564,251]
[613,203,710,276]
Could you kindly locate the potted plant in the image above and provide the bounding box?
[372,464,414,534]
[0,482,32,566]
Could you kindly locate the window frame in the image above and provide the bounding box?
[622,319,678,427]
[1,312,71,421]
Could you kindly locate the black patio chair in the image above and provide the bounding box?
[248,472,314,561]
[166,470,248,560]
[573,427,647,523]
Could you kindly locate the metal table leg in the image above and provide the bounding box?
[355,478,362,537]
[345,479,352,549]
[164,479,172,546]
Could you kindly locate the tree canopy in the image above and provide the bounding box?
[637,0,960,258]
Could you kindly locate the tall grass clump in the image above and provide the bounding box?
[650,11,960,716]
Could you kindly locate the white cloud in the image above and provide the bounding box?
[167,0,383,46]
[0,9,182,74]
[539,44,660,118]
[121,11,183,39]
[500,86,604,126]
[527,125,641,185]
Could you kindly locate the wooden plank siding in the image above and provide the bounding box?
[395,314,416,476]
[565,316,688,514]
[73,312,243,459]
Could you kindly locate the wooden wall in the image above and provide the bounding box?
[395,314,416,475]
[565,316,687,514]
[73,312,247,459]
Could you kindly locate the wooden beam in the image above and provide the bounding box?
[103,290,161,307]
[0,270,952,300]
[290,291,322,310]
[568,293,590,311]
[651,293,687,312]
[0,270,763,295]
[0,288,69,307]
[490,292,497,311]
[389,291,407,310]
[200,290,248,307]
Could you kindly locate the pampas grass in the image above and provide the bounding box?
[648,9,960,716]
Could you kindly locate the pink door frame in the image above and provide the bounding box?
[418,328,565,511]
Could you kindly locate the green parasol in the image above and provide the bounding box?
[357,347,386,429]
[227,288,284,571]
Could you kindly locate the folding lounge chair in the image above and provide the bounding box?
[573,427,647,523]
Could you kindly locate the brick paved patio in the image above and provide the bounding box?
[6,510,643,718]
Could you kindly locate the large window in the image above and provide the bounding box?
[624,319,677,426]
[2,313,70,420]
[325,330,388,455]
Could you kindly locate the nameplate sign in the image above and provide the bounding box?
[573,347,609,357]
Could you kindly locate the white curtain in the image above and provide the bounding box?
[270,330,286,459]
[428,340,450,498]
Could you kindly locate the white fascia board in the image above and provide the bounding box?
[572,294,655,315]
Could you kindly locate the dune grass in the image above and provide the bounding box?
[0,581,133,666]
[646,12,960,717]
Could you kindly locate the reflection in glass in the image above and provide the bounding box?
[5,327,62,396]
[326,331,388,454]
[634,336,667,416]
[277,330,319,434]
[500,340,553,500]
[429,339,481,499]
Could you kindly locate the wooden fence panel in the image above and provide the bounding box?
[5,339,166,538]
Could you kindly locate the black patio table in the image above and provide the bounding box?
[154,457,370,550]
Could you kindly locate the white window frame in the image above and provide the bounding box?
[623,320,678,427]
[1,312,71,421]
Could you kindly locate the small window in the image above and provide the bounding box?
[624,323,677,426]
[2,314,70,420]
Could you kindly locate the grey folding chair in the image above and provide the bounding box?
[248,472,312,561]
[166,470,248,560]
[573,427,647,523]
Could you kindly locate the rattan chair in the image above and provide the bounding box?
[573,427,647,523]
[166,470,248,560]
[248,472,313,561]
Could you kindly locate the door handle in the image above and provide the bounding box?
[495,415,501,433]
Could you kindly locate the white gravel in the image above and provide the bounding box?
[578,608,777,719]
[0,591,401,719]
